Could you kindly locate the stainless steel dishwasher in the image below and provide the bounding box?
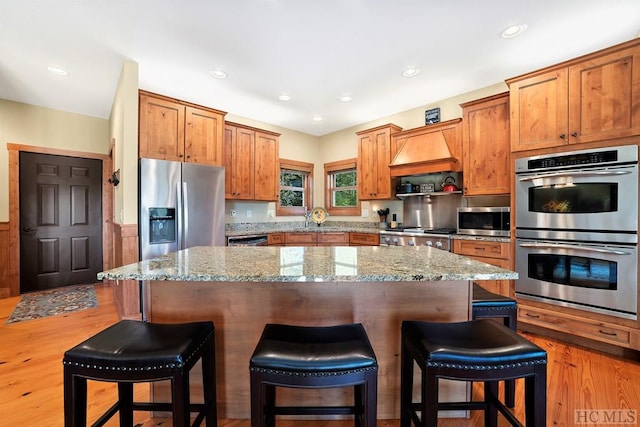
[226,234,269,246]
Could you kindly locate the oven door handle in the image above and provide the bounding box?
[518,169,632,182]
[518,242,631,255]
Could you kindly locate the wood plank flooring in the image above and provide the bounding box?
[1,282,639,426]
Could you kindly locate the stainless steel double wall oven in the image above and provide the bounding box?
[514,145,638,320]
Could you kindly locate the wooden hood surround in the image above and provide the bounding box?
[389,118,463,177]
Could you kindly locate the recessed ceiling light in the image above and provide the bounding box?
[47,65,69,76]
[312,116,323,122]
[210,70,228,79]
[501,24,527,39]
[339,95,352,103]
[402,68,420,78]
[278,94,291,101]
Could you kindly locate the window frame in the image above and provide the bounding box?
[277,159,314,216]
[324,158,360,216]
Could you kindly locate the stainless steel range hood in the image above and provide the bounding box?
[389,118,462,177]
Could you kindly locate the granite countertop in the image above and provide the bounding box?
[98,245,517,283]
[226,221,511,243]
[225,222,379,237]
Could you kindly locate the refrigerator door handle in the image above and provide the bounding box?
[182,181,189,249]
[176,181,184,249]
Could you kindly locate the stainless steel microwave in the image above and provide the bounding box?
[457,207,510,237]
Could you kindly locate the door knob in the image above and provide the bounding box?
[22,226,36,233]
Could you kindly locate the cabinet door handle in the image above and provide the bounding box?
[559,134,566,139]
[525,313,541,319]
[598,329,618,337]
[571,132,578,137]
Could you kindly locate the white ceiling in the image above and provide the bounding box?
[1,0,639,136]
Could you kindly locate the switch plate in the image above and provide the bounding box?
[231,209,237,217]
[246,210,252,218]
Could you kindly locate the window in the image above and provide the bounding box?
[325,159,359,216]
[278,159,313,216]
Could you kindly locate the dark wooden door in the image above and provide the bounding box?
[19,152,103,293]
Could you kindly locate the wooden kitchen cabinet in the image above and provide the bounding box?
[284,232,318,246]
[254,131,280,201]
[508,39,640,152]
[139,91,225,165]
[357,124,402,200]
[224,122,280,201]
[224,124,255,199]
[518,302,638,350]
[349,232,379,246]
[267,232,284,246]
[460,93,510,196]
[317,232,349,246]
[453,239,511,296]
[273,231,378,246]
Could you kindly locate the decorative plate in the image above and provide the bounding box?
[311,207,328,224]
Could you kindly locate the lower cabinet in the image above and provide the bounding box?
[267,231,379,246]
[452,239,511,296]
[518,303,639,350]
[317,232,349,246]
[349,232,380,246]
[284,232,318,246]
[267,233,284,246]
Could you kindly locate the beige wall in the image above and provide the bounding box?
[0,99,110,222]
[223,82,509,224]
[318,81,508,163]
[109,61,139,225]
[224,113,322,223]
[1,78,508,225]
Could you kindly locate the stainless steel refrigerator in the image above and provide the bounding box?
[139,158,225,260]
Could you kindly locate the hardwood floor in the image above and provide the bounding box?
[1,282,639,426]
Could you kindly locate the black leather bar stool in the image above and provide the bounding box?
[63,320,217,427]
[401,319,547,427]
[250,323,378,427]
[472,283,518,407]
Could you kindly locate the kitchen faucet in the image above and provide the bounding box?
[304,206,311,228]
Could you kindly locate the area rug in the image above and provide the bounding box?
[6,284,98,324]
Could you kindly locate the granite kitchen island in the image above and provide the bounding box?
[98,245,517,419]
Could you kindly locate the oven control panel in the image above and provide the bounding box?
[515,144,637,173]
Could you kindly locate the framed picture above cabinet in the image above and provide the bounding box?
[425,107,441,125]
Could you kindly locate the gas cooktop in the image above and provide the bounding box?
[382,227,457,235]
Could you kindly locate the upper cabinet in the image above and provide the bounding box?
[460,93,510,196]
[224,124,255,199]
[224,122,280,201]
[508,39,640,152]
[357,124,402,200]
[139,91,226,165]
[254,131,280,201]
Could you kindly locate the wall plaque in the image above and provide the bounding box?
[425,107,440,125]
